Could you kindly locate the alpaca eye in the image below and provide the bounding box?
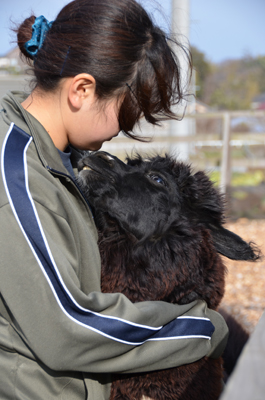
[148,174,167,186]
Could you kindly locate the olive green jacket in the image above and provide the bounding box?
[0,91,228,400]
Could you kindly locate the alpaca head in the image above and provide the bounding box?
[78,152,259,308]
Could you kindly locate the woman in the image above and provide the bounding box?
[0,0,228,399]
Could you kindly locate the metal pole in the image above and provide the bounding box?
[171,0,190,42]
[170,0,192,161]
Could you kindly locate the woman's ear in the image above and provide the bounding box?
[68,73,96,110]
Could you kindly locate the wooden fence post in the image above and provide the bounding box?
[220,112,231,193]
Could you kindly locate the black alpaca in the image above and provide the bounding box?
[78,151,259,400]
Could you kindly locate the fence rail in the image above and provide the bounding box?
[102,110,265,193]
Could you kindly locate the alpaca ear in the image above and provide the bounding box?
[209,225,260,261]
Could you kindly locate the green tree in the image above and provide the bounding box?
[190,46,212,100]
[202,55,265,110]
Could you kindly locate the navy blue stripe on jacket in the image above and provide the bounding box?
[1,123,215,345]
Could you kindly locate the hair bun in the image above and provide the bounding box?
[16,15,36,60]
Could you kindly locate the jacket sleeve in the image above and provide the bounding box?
[0,198,228,374]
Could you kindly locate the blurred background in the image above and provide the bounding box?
[1,0,265,219]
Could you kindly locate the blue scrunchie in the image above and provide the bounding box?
[24,16,53,57]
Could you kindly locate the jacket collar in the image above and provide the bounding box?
[1,91,83,175]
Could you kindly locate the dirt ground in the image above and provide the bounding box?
[220,218,265,334]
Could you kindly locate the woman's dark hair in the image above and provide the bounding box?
[16,0,192,139]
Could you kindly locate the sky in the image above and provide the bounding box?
[0,0,264,63]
